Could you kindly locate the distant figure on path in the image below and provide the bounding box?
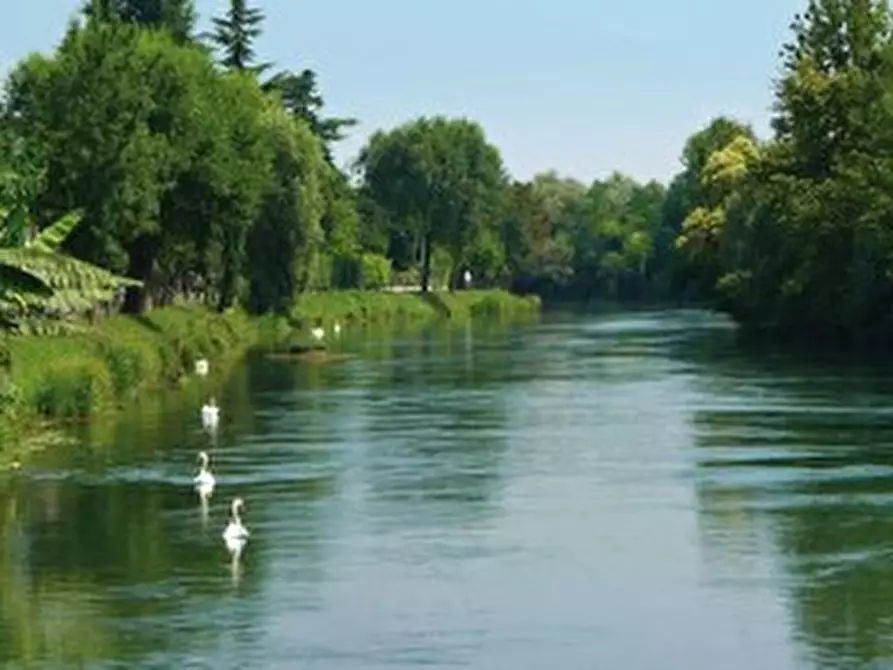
[463,269,472,289]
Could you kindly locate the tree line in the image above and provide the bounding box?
[0,0,886,346]
[671,0,893,347]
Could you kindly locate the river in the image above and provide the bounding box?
[1,308,892,669]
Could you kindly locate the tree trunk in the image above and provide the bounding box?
[121,235,155,315]
[420,232,431,292]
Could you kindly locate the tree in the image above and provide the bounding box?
[656,117,756,299]
[503,170,668,301]
[754,0,893,338]
[4,20,274,313]
[656,0,893,344]
[210,0,269,74]
[83,0,196,41]
[0,133,139,331]
[500,181,572,294]
[773,0,891,177]
[246,106,327,313]
[659,117,755,238]
[357,116,509,291]
[150,70,274,313]
[674,134,761,302]
[263,69,358,161]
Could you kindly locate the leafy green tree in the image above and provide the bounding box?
[263,69,358,160]
[773,0,891,176]
[246,105,327,313]
[357,116,509,291]
[737,0,893,339]
[674,134,761,302]
[0,133,139,330]
[758,0,893,338]
[571,173,643,298]
[4,20,273,313]
[655,117,755,298]
[83,0,196,41]
[523,172,586,294]
[661,0,893,344]
[500,181,573,294]
[504,170,666,301]
[5,22,183,293]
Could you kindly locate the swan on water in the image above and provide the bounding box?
[193,450,215,496]
[195,358,209,376]
[223,497,249,554]
[201,398,219,430]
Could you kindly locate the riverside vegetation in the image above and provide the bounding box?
[0,288,537,450]
[0,0,890,441]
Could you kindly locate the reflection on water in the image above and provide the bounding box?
[675,324,893,670]
[4,311,893,667]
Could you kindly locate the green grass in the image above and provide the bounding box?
[2,307,276,428]
[291,288,541,328]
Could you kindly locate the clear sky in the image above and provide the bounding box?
[2,0,806,184]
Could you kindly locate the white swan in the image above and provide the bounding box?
[201,397,219,430]
[311,326,324,340]
[193,450,215,496]
[195,358,209,376]
[223,497,249,554]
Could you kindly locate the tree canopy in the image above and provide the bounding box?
[0,0,890,348]
[668,0,893,345]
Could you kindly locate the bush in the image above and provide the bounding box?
[331,253,361,289]
[430,247,453,289]
[392,267,420,287]
[306,252,334,290]
[359,253,392,289]
[96,339,148,395]
[33,358,114,419]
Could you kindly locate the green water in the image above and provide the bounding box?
[1,309,892,669]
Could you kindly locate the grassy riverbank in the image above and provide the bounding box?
[0,289,540,455]
[2,307,274,426]
[291,288,541,327]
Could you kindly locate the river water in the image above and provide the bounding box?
[1,308,892,669]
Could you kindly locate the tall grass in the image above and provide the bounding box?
[4,307,265,424]
[291,289,541,328]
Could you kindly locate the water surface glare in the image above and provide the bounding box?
[3,309,893,668]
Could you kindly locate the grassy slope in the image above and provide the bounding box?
[0,289,541,458]
[291,288,541,326]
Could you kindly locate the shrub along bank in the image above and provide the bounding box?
[291,289,541,328]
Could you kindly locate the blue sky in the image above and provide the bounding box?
[2,0,805,184]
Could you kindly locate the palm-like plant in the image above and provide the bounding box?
[0,207,141,334]
[0,128,139,334]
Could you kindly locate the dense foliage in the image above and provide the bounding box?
[1,0,889,346]
[672,0,893,345]
[0,127,139,333]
